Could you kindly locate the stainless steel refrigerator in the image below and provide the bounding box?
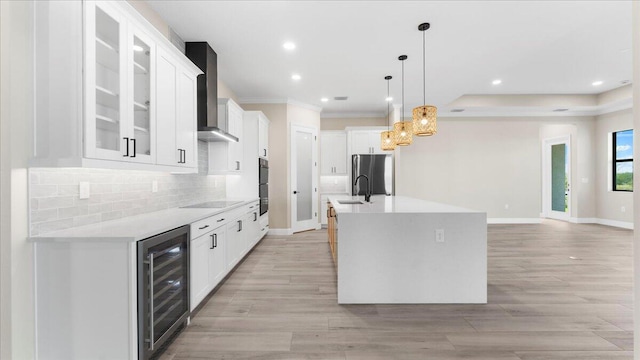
[352,154,394,196]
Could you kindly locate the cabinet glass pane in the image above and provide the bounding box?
[133,35,151,156]
[95,6,121,151]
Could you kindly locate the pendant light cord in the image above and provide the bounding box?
[387,79,391,131]
[423,29,426,105]
[401,58,404,124]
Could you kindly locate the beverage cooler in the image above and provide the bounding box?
[137,225,190,360]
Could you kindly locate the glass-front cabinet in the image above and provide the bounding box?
[129,27,154,162]
[85,1,154,163]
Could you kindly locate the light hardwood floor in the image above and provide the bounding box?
[161,220,633,359]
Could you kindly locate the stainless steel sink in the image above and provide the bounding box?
[337,200,364,205]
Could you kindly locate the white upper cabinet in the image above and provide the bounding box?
[209,99,244,173]
[84,1,129,161]
[349,130,386,155]
[33,0,201,172]
[156,47,198,169]
[320,131,347,175]
[86,1,156,164]
[258,114,269,159]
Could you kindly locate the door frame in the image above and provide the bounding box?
[290,124,319,233]
[542,135,571,221]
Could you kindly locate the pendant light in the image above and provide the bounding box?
[413,22,437,136]
[394,55,413,146]
[380,76,396,151]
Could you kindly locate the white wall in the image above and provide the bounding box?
[396,116,597,222]
[396,119,542,220]
[631,2,640,357]
[596,109,634,225]
[0,1,35,358]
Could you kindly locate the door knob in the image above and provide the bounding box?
[293,191,298,194]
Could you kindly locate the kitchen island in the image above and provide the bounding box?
[328,195,487,304]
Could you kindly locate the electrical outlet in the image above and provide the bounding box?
[152,180,158,193]
[435,229,445,243]
[79,182,90,199]
[504,204,509,210]
[621,206,626,213]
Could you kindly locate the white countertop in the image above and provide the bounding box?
[328,195,483,214]
[30,198,259,242]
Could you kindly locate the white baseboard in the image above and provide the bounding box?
[487,218,542,224]
[267,228,293,236]
[594,218,634,230]
[569,217,597,224]
[556,217,633,230]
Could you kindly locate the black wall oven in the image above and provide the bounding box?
[137,225,190,360]
[259,158,268,215]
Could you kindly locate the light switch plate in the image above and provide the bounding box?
[79,182,90,199]
[435,229,445,243]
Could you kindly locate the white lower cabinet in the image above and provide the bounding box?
[226,217,242,270]
[190,201,263,311]
[190,224,226,310]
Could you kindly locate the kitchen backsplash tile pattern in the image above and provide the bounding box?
[30,141,226,236]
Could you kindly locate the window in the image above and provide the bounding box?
[613,129,633,191]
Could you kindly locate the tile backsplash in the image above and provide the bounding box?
[29,141,226,236]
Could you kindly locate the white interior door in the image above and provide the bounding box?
[543,136,571,221]
[291,125,318,233]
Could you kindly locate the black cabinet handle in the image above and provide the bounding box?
[131,138,136,157]
[210,234,215,249]
[237,220,242,232]
[123,137,129,157]
[263,149,267,157]
[254,212,257,221]
[236,161,240,170]
[217,218,225,222]
[199,225,209,230]
[214,233,217,248]
[182,149,186,163]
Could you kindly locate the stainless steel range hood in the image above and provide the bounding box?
[185,42,239,142]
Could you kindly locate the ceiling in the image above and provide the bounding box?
[148,1,632,117]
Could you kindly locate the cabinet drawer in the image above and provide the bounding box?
[191,213,229,239]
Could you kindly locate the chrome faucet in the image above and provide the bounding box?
[354,175,372,202]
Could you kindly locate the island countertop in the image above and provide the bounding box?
[328,195,483,215]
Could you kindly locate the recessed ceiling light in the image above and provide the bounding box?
[291,74,301,81]
[385,97,393,102]
[320,97,329,102]
[133,45,144,52]
[492,79,502,85]
[283,42,296,51]
[592,80,603,86]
